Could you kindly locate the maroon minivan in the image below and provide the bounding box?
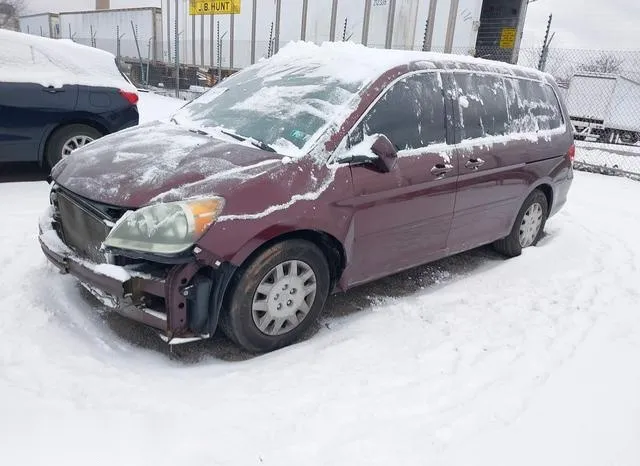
[39,42,574,352]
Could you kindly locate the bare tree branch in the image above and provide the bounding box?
[579,54,624,75]
[0,0,25,30]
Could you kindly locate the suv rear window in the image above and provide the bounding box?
[455,72,565,141]
[505,77,564,133]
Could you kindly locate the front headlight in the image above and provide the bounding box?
[103,197,225,255]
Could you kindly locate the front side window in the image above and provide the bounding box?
[350,72,447,151]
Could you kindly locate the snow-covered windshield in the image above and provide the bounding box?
[171,43,374,156]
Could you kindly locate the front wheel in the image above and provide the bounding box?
[220,239,331,353]
[494,189,549,258]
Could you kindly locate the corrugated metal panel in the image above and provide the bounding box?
[566,74,617,121]
[607,77,640,132]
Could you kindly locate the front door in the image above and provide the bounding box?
[344,71,459,286]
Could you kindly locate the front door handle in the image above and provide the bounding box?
[430,163,454,177]
[465,158,486,170]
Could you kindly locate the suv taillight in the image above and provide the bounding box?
[567,143,575,163]
[119,89,139,106]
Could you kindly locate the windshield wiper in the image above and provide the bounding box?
[220,129,277,153]
[188,128,209,136]
[249,139,277,153]
[220,129,246,142]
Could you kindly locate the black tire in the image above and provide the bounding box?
[493,189,549,258]
[45,124,103,169]
[220,239,331,353]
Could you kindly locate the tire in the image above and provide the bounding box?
[493,189,549,258]
[220,239,331,353]
[45,124,103,169]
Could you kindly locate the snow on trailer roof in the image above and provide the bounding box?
[0,29,136,91]
[260,41,552,85]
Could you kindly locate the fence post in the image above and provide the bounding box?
[210,14,214,67]
[424,0,438,52]
[131,21,145,84]
[175,0,180,98]
[538,14,553,71]
[230,14,235,70]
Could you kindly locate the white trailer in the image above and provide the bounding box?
[567,73,640,145]
[162,0,527,70]
[19,13,61,38]
[58,7,164,62]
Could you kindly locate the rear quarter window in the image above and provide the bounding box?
[505,78,564,132]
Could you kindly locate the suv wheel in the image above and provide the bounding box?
[494,189,549,258]
[45,124,102,168]
[220,239,331,353]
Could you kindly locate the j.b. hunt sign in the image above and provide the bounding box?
[189,0,241,15]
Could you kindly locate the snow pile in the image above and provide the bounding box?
[0,29,135,91]
[137,92,186,124]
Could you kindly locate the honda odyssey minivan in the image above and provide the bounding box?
[39,42,574,353]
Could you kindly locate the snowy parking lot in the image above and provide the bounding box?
[1,160,639,464]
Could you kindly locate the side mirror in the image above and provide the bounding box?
[335,134,398,173]
[370,134,398,173]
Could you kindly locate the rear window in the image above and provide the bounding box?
[504,77,564,132]
[455,72,565,141]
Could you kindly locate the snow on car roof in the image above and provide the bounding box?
[262,40,551,84]
[0,29,136,91]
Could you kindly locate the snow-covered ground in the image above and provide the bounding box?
[136,91,187,123]
[1,170,639,465]
[576,140,640,174]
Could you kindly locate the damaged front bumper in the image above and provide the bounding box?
[38,207,235,344]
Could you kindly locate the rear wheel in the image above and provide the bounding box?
[220,239,331,353]
[494,190,549,258]
[45,124,102,168]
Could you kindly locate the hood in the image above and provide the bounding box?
[52,122,282,208]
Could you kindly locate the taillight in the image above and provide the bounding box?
[119,89,139,105]
[567,143,575,162]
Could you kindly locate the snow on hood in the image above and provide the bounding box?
[51,122,281,208]
[0,29,136,91]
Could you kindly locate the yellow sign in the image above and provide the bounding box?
[499,27,517,49]
[189,0,241,15]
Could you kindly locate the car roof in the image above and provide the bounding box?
[269,41,552,85]
[0,29,136,91]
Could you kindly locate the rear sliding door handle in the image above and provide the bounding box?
[465,158,486,170]
[430,163,454,177]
